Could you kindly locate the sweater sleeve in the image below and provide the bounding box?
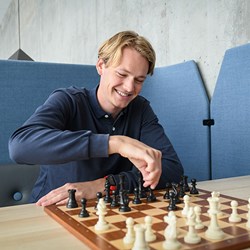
[9,89,109,165]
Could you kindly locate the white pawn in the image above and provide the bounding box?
[123,217,135,244]
[184,207,201,244]
[182,195,190,217]
[144,215,156,242]
[246,198,250,229]
[132,224,149,250]
[194,205,204,229]
[94,198,110,231]
[229,200,242,223]
[162,211,181,250]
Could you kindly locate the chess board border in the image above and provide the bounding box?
[44,188,250,250]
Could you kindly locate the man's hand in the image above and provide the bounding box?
[109,135,162,189]
[36,178,106,206]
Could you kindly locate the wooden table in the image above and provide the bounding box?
[0,175,249,250]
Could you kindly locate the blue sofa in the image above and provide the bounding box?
[1,43,249,206]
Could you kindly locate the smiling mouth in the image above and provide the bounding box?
[115,89,132,97]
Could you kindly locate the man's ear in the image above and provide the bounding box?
[96,58,105,75]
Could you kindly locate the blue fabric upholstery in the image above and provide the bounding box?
[0,60,99,206]
[211,43,250,179]
[141,61,210,181]
[0,60,99,164]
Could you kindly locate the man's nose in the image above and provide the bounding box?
[123,77,134,92]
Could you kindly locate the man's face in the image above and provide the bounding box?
[96,47,149,117]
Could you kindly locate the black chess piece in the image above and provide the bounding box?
[182,175,190,192]
[163,182,171,199]
[119,190,131,212]
[104,178,112,203]
[167,191,177,211]
[132,187,142,204]
[147,187,156,202]
[79,198,89,218]
[172,183,181,204]
[95,192,102,210]
[179,180,186,198]
[137,170,147,198]
[110,190,119,207]
[190,178,199,194]
[66,189,78,208]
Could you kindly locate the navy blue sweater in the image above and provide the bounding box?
[9,86,183,202]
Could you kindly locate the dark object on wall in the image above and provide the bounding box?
[9,48,33,61]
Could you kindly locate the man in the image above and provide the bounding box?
[9,31,183,206]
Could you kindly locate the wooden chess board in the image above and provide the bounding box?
[44,189,250,250]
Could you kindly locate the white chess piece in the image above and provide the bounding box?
[132,224,149,250]
[229,200,242,223]
[184,207,201,244]
[163,211,181,250]
[182,195,190,217]
[144,215,156,242]
[210,191,223,217]
[205,196,225,240]
[94,198,110,231]
[123,217,135,244]
[194,205,204,229]
[246,198,250,229]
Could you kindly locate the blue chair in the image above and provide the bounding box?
[141,61,210,181]
[211,43,250,179]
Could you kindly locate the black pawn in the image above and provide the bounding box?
[66,189,78,208]
[167,191,177,211]
[190,178,199,194]
[147,187,156,202]
[132,187,141,204]
[95,192,102,210]
[79,198,89,218]
[110,190,119,207]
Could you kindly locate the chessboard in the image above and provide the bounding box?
[44,188,250,250]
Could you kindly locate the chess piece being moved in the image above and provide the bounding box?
[66,189,78,208]
[147,187,156,202]
[229,200,242,223]
[163,211,181,250]
[184,207,201,244]
[94,198,110,231]
[123,217,135,245]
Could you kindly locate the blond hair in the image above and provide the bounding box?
[98,31,156,75]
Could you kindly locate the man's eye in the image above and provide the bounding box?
[117,72,126,77]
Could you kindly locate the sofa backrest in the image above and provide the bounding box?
[0,60,99,206]
[141,61,210,181]
[210,43,250,179]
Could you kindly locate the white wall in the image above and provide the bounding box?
[0,0,250,99]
